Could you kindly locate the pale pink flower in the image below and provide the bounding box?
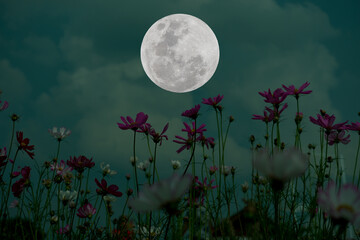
[51,160,73,177]
[318,181,360,227]
[128,173,192,213]
[253,148,308,182]
[76,203,96,218]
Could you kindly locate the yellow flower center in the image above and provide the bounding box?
[336,204,354,214]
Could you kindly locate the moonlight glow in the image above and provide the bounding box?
[140,14,220,93]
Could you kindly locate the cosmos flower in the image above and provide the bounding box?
[12,166,31,198]
[309,113,348,134]
[128,173,193,214]
[100,162,117,177]
[149,123,169,145]
[16,131,35,159]
[192,176,218,205]
[347,122,360,133]
[282,82,312,99]
[241,182,249,193]
[209,166,218,175]
[67,155,95,173]
[198,135,215,149]
[48,127,71,141]
[328,130,351,146]
[135,225,161,239]
[220,165,232,176]
[202,94,224,107]
[265,103,288,120]
[137,123,152,135]
[173,135,193,153]
[181,122,207,137]
[117,112,148,131]
[252,109,274,123]
[171,160,181,170]
[317,181,360,227]
[59,190,78,206]
[0,100,8,111]
[137,160,150,171]
[95,178,123,197]
[9,199,19,208]
[130,156,138,166]
[51,160,73,177]
[258,88,288,106]
[76,203,96,219]
[56,225,70,235]
[253,148,308,183]
[181,104,201,119]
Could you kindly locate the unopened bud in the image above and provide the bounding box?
[229,116,234,123]
[249,135,255,144]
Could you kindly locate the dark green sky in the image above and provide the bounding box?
[0,0,359,197]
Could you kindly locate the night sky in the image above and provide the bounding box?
[0,0,359,213]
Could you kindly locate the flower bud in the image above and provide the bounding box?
[249,135,255,144]
[229,116,234,123]
[11,114,20,122]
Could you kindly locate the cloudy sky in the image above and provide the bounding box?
[0,0,359,210]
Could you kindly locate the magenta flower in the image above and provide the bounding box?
[12,166,31,198]
[191,176,218,206]
[137,123,153,135]
[309,113,348,134]
[77,203,96,218]
[57,225,70,235]
[347,122,360,133]
[265,103,288,120]
[181,104,200,119]
[198,135,215,149]
[209,166,218,175]
[282,82,312,99]
[173,135,193,153]
[95,178,123,197]
[117,112,148,131]
[252,109,274,123]
[0,100,8,111]
[202,94,224,108]
[149,123,169,145]
[16,131,35,159]
[259,88,288,106]
[328,130,351,145]
[67,155,94,173]
[182,122,207,137]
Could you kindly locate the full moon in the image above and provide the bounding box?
[140,14,220,93]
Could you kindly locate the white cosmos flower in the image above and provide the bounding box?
[137,160,150,171]
[136,225,161,239]
[318,181,360,227]
[103,195,117,203]
[59,190,77,204]
[253,148,308,182]
[48,127,71,140]
[171,160,181,170]
[130,156,138,165]
[100,162,117,176]
[129,173,193,213]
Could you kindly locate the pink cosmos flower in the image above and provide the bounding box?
[252,110,274,123]
[57,225,71,235]
[95,178,123,197]
[77,203,96,218]
[137,123,153,135]
[202,94,224,107]
[149,123,169,145]
[117,112,148,131]
[282,82,312,99]
[128,173,193,214]
[181,122,207,137]
[181,104,200,119]
[191,176,218,205]
[258,88,288,106]
[198,135,215,149]
[309,113,348,134]
[67,155,94,173]
[0,100,8,111]
[9,199,19,208]
[12,166,31,198]
[265,103,288,119]
[347,122,360,133]
[253,148,308,183]
[16,131,35,159]
[51,160,73,177]
[48,127,71,141]
[317,181,360,227]
[209,166,218,175]
[328,130,351,145]
[173,135,193,153]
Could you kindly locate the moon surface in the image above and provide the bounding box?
[140,14,220,93]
